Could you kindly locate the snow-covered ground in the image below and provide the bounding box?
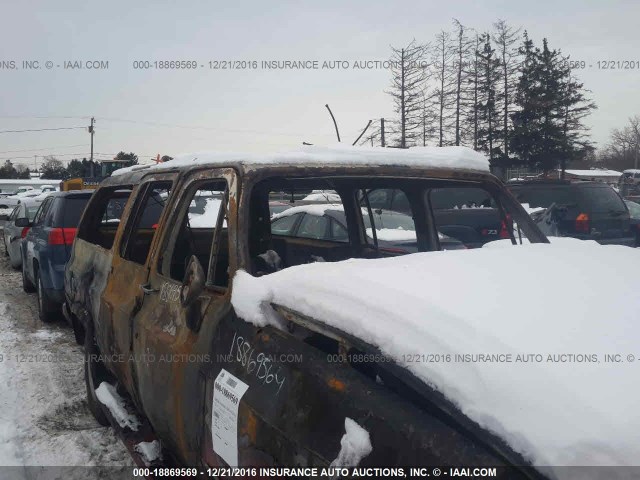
[0,250,133,478]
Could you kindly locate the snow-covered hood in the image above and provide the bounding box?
[232,240,640,477]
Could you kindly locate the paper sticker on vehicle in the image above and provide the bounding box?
[212,369,249,467]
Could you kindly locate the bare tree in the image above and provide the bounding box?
[432,31,456,146]
[600,116,640,170]
[477,33,502,163]
[464,32,483,150]
[452,19,474,146]
[386,40,429,148]
[493,19,522,159]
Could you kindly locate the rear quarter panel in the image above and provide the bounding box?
[65,238,113,345]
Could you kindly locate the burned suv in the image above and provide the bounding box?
[64,147,552,475]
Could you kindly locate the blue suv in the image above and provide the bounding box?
[21,191,92,322]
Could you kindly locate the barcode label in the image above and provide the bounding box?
[226,377,237,388]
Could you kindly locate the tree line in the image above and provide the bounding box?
[0,152,139,180]
[366,20,598,174]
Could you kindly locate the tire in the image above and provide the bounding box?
[84,329,110,426]
[72,316,85,346]
[22,261,35,293]
[36,271,58,323]
[3,238,8,257]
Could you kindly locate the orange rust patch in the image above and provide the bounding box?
[240,409,258,444]
[327,377,346,392]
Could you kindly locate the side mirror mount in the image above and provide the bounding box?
[15,217,30,227]
[180,255,206,307]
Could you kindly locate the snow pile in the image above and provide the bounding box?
[95,382,141,431]
[231,242,640,475]
[113,145,489,176]
[134,440,163,466]
[330,418,373,467]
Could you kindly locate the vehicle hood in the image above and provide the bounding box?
[232,240,640,477]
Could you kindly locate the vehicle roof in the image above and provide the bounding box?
[44,190,94,198]
[507,180,607,188]
[107,146,491,185]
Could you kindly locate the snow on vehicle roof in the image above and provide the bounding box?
[112,145,489,176]
[271,203,344,220]
[564,169,622,177]
[231,241,640,475]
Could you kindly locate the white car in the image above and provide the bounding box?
[0,189,45,209]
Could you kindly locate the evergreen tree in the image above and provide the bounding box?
[510,31,542,167]
[114,151,139,165]
[66,159,86,178]
[558,67,597,176]
[0,160,19,179]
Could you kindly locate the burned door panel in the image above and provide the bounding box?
[130,170,238,465]
[200,311,521,469]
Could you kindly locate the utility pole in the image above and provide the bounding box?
[381,118,385,147]
[88,117,95,177]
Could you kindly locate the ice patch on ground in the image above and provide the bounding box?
[31,330,64,341]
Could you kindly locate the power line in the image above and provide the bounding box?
[0,127,86,134]
[0,144,87,154]
[98,117,338,138]
[0,115,89,120]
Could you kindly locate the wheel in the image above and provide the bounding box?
[36,271,57,323]
[22,261,35,293]
[72,316,85,346]
[84,329,110,426]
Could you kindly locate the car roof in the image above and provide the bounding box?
[104,146,494,186]
[508,180,606,188]
[45,190,94,198]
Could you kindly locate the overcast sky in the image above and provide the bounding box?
[1,0,639,167]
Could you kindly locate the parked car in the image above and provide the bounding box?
[624,199,640,246]
[64,148,551,472]
[508,180,635,246]
[0,189,44,209]
[270,204,466,253]
[21,191,93,322]
[618,169,640,199]
[361,187,508,248]
[2,201,40,269]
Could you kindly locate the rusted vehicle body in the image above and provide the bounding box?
[64,150,548,475]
